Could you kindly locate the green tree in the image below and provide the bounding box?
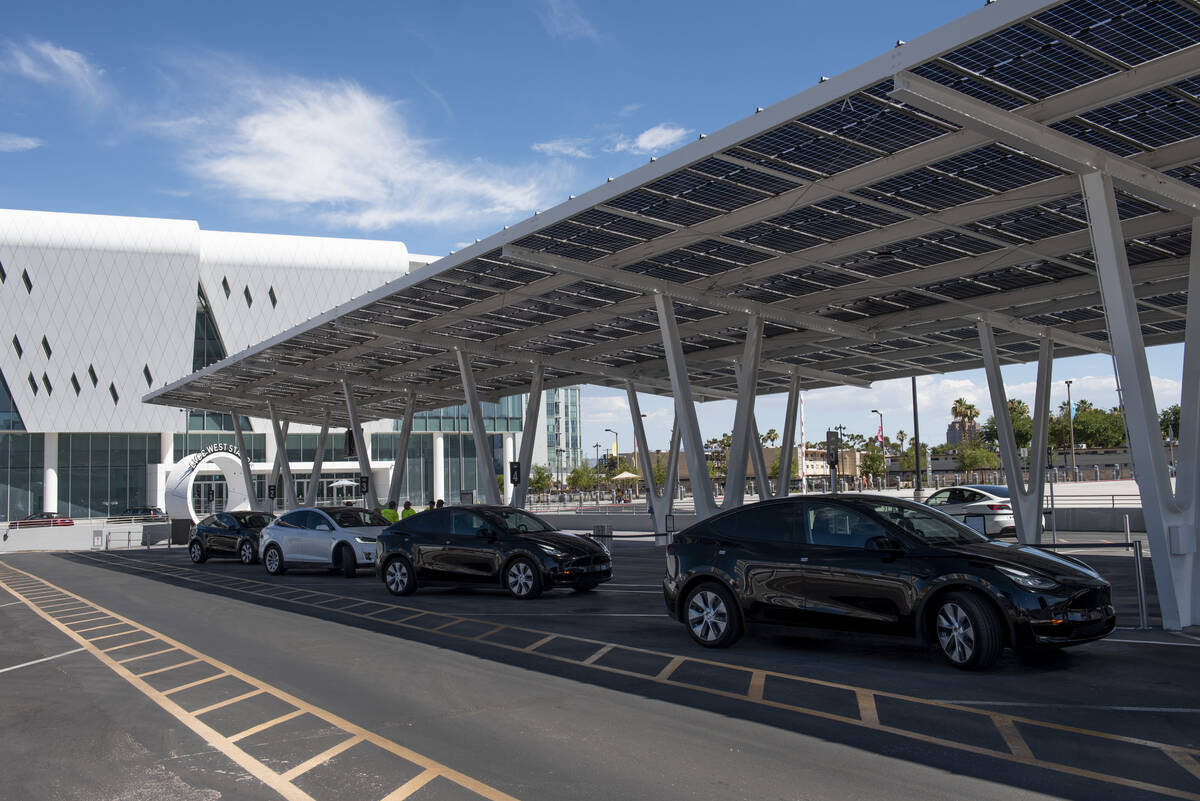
[760,428,779,447]
[1073,406,1125,448]
[895,430,908,454]
[651,452,669,486]
[897,442,929,472]
[956,444,999,471]
[704,432,733,478]
[860,442,886,478]
[951,397,980,443]
[981,398,1033,449]
[768,453,800,480]
[528,464,553,493]
[1161,404,1181,439]
[567,465,598,491]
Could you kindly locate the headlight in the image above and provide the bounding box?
[997,565,1059,591]
[540,546,568,559]
[355,536,377,544]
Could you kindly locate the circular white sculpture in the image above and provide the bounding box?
[164,443,255,523]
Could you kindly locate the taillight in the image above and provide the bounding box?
[987,504,1011,511]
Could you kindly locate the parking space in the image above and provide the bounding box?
[2,545,1198,801]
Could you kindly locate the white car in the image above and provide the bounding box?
[922,485,1015,536]
[259,506,388,577]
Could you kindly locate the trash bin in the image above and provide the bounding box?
[591,524,613,551]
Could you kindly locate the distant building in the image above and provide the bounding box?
[946,419,981,446]
[530,386,582,482]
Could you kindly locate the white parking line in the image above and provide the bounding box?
[0,647,85,674]
[937,700,1200,713]
[1105,638,1200,647]
[0,601,23,608]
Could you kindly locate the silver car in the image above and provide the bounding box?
[259,506,388,577]
[922,485,1015,536]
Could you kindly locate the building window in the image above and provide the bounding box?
[221,276,231,298]
[21,269,32,293]
[11,336,21,358]
[70,373,80,395]
[143,364,153,387]
[41,373,52,395]
[88,364,98,387]
[243,286,253,307]
[41,336,51,359]
[109,383,119,404]
[27,373,38,395]
[269,286,277,308]
[0,259,5,283]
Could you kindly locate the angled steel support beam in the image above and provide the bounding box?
[512,365,545,509]
[971,311,1109,356]
[724,317,764,508]
[307,411,332,506]
[503,245,876,342]
[891,72,1200,217]
[1082,171,1196,629]
[266,403,299,510]
[749,418,770,500]
[386,394,415,507]
[655,294,717,519]
[978,324,1052,545]
[626,383,659,500]
[341,380,380,510]
[455,349,504,506]
[267,420,290,511]
[229,412,260,511]
[775,374,801,498]
[626,384,684,539]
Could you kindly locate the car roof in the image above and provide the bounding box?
[959,484,1008,495]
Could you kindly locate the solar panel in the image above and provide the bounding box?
[1079,87,1200,149]
[1035,0,1200,66]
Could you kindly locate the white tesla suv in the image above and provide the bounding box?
[259,506,388,577]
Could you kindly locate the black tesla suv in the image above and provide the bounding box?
[663,494,1115,670]
[189,511,276,565]
[375,505,611,599]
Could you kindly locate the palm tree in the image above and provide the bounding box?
[895,430,908,454]
[951,398,980,444]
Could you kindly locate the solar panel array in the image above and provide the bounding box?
[147,0,1200,428]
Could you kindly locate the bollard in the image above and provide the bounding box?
[1124,514,1131,545]
[1134,541,1149,630]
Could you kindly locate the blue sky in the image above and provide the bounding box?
[0,0,1185,453]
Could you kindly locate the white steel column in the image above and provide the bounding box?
[42,433,57,513]
[307,411,332,506]
[386,394,415,506]
[655,293,716,519]
[265,403,299,510]
[664,419,682,511]
[724,317,764,508]
[266,421,289,511]
[775,374,801,498]
[512,365,545,509]
[455,349,503,506]
[627,381,681,537]
[341,380,380,510]
[502,433,515,504]
[749,419,771,500]
[978,324,1052,545]
[230,413,260,511]
[432,432,446,504]
[1083,170,1198,629]
[626,383,660,500]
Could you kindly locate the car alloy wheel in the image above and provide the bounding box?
[385,559,412,595]
[937,601,976,665]
[506,558,541,599]
[239,541,255,565]
[688,589,729,644]
[189,541,206,564]
[263,545,285,576]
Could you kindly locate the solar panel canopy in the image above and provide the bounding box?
[146,0,1200,428]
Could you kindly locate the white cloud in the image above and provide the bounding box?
[611,123,691,155]
[581,394,629,425]
[0,132,42,152]
[153,71,564,230]
[4,39,108,106]
[617,103,641,118]
[532,137,594,159]
[537,0,600,41]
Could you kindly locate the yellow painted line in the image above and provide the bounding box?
[0,566,522,801]
[75,622,126,634]
[747,670,766,702]
[56,610,105,621]
[1166,749,1200,782]
[65,616,113,628]
[86,628,143,642]
[76,552,1200,801]
[136,658,203,678]
[103,637,159,653]
[432,618,465,631]
[162,671,229,696]
[228,709,305,743]
[338,601,374,611]
[995,717,1035,760]
[655,655,685,681]
[857,691,879,726]
[192,689,265,717]
[279,735,363,782]
[380,768,439,801]
[117,647,177,665]
[44,603,90,614]
[473,624,507,640]
[581,644,614,666]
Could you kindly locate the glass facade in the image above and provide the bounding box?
[544,386,583,471]
[285,432,349,463]
[1,371,25,431]
[174,432,267,463]
[57,433,161,518]
[408,396,523,432]
[0,432,44,521]
[371,431,504,506]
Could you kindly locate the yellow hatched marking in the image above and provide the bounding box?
[228,709,305,743]
[192,689,265,717]
[56,610,104,621]
[45,604,90,614]
[432,617,465,631]
[581,644,614,666]
[162,672,228,696]
[655,655,685,681]
[118,647,177,665]
[747,671,766,702]
[86,628,142,642]
[1166,749,1200,782]
[65,616,112,627]
[279,735,363,781]
[104,637,159,652]
[380,768,439,800]
[856,691,880,726]
[994,717,1034,760]
[75,622,125,634]
[474,624,507,640]
[136,658,202,678]
[525,634,556,652]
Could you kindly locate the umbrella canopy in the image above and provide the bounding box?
[611,471,641,481]
[328,479,358,488]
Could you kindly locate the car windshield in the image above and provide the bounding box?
[867,502,989,546]
[232,512,274,528]
[329,509,389,527]
[493,509,556,533]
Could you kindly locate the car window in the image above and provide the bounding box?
[961,490,985,503]
[232,512,274,528]
[276,511,306,528]
[217,513,238,528]
[925,490,950,507]
[308,511,334,529]
[327,508,389,527]
[868,502,987,546]
[493,509,555,533]
[945,489,969,504]
[710,503,802,543]
[449,509,488,536]
[402,509,449,535]
[199,515,218,527]
[805,503,889,549]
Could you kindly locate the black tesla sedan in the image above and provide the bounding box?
[663,495,1115,670]
[375,505,611,599]
[189,511,277,565]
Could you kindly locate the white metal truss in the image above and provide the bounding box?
[724,317,764,508]
[775,374,801,498]
[230,413,261,512]
[385,394,415,507]
[306,411,332,507]
[341,380,379,510]
[266,403,299,510]
[456,350,504,506]
[512,365,545,509]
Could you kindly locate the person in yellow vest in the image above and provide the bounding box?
[380,501,399,523]
[400,500,416,519]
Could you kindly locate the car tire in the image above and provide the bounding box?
[384,557,417,596]
[238,540,256,565]
[505,557,542,600]
[188,540,207,564]
[683,581,742,648]
[935,591,1004,670]
[340,543,357,578]
[263,544,287,576]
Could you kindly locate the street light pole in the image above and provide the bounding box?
[1065,379,1077,477]
[604,428,618,466]
[912,376,923,498]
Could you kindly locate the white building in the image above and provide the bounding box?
[530,385,583,484]
[0,208,526,521]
